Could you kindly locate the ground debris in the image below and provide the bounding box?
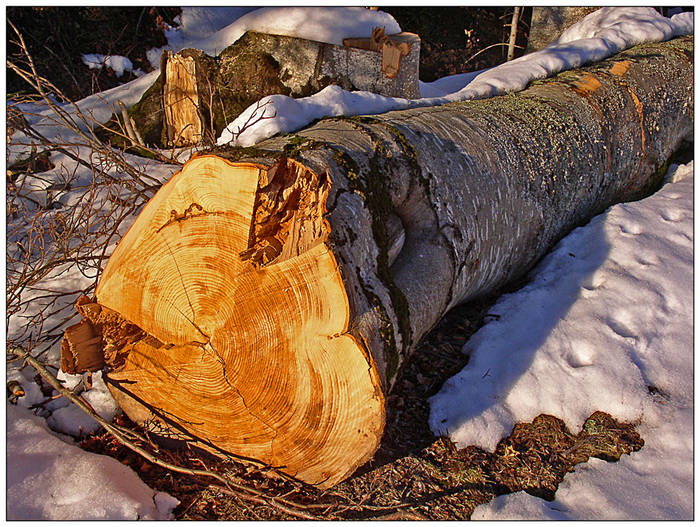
[76,292,644,520]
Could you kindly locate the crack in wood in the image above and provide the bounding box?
[162,234,197,323]
[203,340,279,461]
[156,203,239,233]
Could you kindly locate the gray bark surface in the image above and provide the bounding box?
[242,31,420,99]
[214,36,693,390]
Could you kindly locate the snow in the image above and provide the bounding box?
[170,7,259,42]
[146,7,259,68]
[166,7,400,56]
[47,372,121,437]
[431,163,693,520]
[81,54,134,77]
[7,71,161,164]
[217,7,693,146]
[6,403,179,520]
[5,151,180,519]
[5,6,694,521]
[556,8,693,45]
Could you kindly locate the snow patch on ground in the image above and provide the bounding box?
[47,372,121,437]
[431,163,693,520]
[6,149,182,518]
[6,403,179,520]
[81,54,134,77]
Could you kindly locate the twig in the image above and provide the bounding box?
[225,98,277,145]
[208,484,322,520]
[465,42,524,67]
[118,100,142,147]
[7,21,172,185]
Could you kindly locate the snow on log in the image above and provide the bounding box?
[62,36,692,488]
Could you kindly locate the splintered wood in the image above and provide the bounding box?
[70,156,383,488]
[343,27,412,79]
[239,159,330,267]
[61,295,147,374]
[163,52,202,146]
[61,320,103,374]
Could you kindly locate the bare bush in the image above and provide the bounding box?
[6,21,180,358]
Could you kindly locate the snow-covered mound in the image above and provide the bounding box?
[170,6,401,56]
[431,162,693,520]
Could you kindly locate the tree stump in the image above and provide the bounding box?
[121,30,420,149]
[64,36,693,487]
[162,52,203,146]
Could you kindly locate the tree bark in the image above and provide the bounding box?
[63,36,693,488]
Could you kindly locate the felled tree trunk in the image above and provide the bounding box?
[64,36,693,488]
[527,7,600,52]
[125,30,420,148]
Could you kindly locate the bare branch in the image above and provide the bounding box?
[224,98,277,145]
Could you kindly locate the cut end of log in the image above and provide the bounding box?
[343,30,414,79]
[83,155,385,487]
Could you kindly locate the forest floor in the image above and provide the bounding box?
[79,290,643,520]
[7,7,648,520]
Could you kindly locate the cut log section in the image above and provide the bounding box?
[63,36,693,487]
[121,30,420,149]
[343,27,414,79]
